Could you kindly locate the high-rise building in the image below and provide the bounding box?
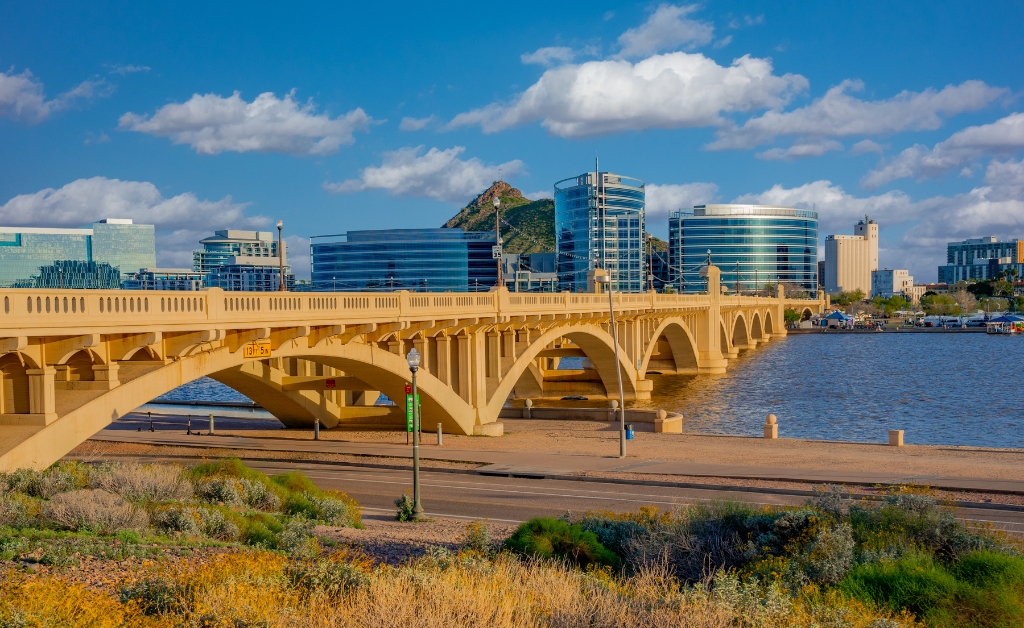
[554,170,645,293]
[668,204,818,293]
[824,216,878,294]
[193,230,294,291]
[937,237,1024,283]
[0,219,155,288]
[310,228,497,292]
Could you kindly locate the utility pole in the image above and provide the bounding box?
[493,196,503,289]
[276,220,286,292]
[734,260,740,295]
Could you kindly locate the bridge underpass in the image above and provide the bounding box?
[0,265,824,470]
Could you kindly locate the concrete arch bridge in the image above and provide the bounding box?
[0,266,823,470]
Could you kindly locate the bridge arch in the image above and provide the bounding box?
[750,311,764,341]
[492,324,639,416]
[731,311,750,350]
[640,318,699,375]
[764,309,776,335]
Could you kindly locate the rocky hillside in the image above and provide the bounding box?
[443,181,555,255]
[443,180,666,256]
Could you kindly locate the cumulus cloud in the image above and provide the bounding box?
[323,146,524,204]
[708,79,1005,150]
[119,90,372,155]
[0,69,110,124]
[617,4,714,57]
[734,165,1024,281]
[448,52,807,138]
[712,35,733,49]
[0,177,266,268]
[645,182,718,236]
[861,112,1024,189]
[756,139,843,161]
[524,190,551,201]
[399,115,437,131]
[850,139,885,155]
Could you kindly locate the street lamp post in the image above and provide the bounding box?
[493,196,503,289]
[276,220,286,292]
[594,272,626,458]
[407,348,424,517]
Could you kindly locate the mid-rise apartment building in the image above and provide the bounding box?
[937,237,1024,283]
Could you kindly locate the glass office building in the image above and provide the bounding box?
[668,204,818,293]
[310,229,498,292]
[0,219,155,288]
[554,171,645,292]
[193,229,294,291]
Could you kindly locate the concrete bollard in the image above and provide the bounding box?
[208,413,214,435]
[437,422,443,446]
[523,399,533,419]
[314,417,320,440]
[608,399,618,422]
[888,430,904,447]
[764,414,778,439]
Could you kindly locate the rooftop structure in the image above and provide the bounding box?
[824,216,878,294]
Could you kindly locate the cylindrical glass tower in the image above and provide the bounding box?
[554,171,645,292]
[668,204,818,293]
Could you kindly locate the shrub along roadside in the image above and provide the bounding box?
[503,517,620,568]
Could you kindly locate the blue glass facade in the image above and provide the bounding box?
[0,220,155,288]
[669,205,818,293]
[310,228,498,292]
[555,171,645,292]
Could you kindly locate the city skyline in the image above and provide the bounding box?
[1,1,1022,282]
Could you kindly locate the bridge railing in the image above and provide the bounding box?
[0,287,817,334]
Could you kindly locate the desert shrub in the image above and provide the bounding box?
[238,478,281,511]
[91,462,192,503]
[285,492,357,527]
[151,505,239,540]
[238,512,286,548]
[194,477,245,506]
[0,494,42,529]
[287,553,370,597]
[562,512,646,558]
[43,489,146,534]
[1,462,89,499]
[460,520,494,555]
[278,517,319,557]
[394,494,416,522]
[504,517,619,569]
[120,577,187,615]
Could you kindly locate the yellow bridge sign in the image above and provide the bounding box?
[243,340,272,359]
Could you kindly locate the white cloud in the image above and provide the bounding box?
[756,139,842,161]
[119,90,372,155]
[524,190,551,201]
[0,177,266,268]
[734,166,1024,281]
[107,64,150,75]
[447,52,807,138]
[708,79,1005,150]
[850,139,885,155]
[617,4,714,58]
[861,112,1024,189]
[712,35,733,49]
[521,47,577,66]
[0,69,110,124]
[323,146,524,204]
[284,234,311,281]
[399,115,437,131]
[645,182,718,237]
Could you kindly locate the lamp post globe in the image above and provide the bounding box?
[406,347,424,516]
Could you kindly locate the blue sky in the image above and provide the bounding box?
[1,0,1022,281]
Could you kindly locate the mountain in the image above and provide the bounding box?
[443,181,555,255]
[443,180,666,256]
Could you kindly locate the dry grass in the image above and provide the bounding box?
[0,550,916,628]
[91,463,192,503]
[44,489,148,534]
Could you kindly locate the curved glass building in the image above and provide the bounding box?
[555,171,645,292]
[668,204,818,293]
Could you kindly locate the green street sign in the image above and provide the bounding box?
[405,394,420,432]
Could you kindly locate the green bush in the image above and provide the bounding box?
[504,518,619,569]
[394,494,416,522]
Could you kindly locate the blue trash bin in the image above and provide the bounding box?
[625,424,634,440]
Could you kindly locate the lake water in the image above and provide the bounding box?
[157,332,1024,448]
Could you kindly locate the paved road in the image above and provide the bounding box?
[90,454,1024,535]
